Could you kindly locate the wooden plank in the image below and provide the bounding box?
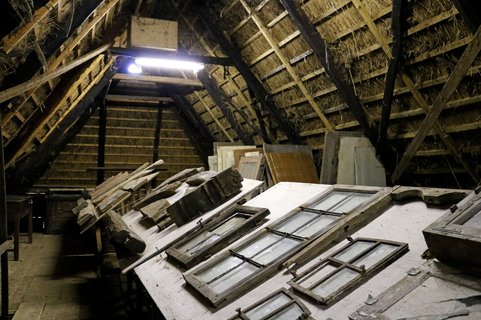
[97,96,107,185]
[280,0,377,145]
[113,73,203,87]
[0,44,110,104]
[391,23,481,182]
[105,95,173,103]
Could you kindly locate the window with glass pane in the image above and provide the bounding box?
[228,288,312,320]
[184,187,382,307]
[166,205,269,269]
[423,191,481,268]
[289,238,408,305]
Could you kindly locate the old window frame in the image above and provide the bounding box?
[166,205,270,269]
[288,237,408,305]
[228,288,312,320]
[184,185,385,307]
[423,190,481,267]
[349,260,481,320]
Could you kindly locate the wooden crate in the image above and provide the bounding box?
[129,16,177,51]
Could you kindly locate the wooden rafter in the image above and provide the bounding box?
[197,70,254,145]
[5,66,117,194]
[279,0,377,147]
[2,0,123,135]
[169,0,271,143]
[350,0,478,183]
[0,44,111,104]
[1,0,60,54]
[239,0,334,131]
[6,57,114,168]
[391,23,481,182]
[195,1,301,144]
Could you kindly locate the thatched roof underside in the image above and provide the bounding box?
[1,0,480,192]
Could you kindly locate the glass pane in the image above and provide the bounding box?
[294,215,338,238]
[353,243,398,269]
[333,240,374,262]
[331,193,372,213]
[270,303,305,320]
[196,256,243,283]
[245,292,291,320]
[178,216,246,255]
[251,237,300,265]
[297,262,337,288]
[463,210,481,228]
[275,211,317,234]
[178,234,220,256]
[209,262,258,294]
[309,191,351,211]
[237,233,283,258]
[312,268,359,298]
[213,215,247,234]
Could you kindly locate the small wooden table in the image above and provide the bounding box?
[6,195,33,261]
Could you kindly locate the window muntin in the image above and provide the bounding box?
[185,188,379,307]
[228,288,312,320]
[289,238,408,305]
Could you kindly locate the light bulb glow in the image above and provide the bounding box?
[127,63,142,74]
[135,57,204,73]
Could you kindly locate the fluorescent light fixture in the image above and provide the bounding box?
[127,63,142,74]
[135,57,204,73]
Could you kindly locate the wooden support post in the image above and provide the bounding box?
[391,23,481,182]
[197,70,254,145]
[152,106,163,188]
[350,0,478,184]
[378,0,404,163]
[0,112,9,320]
[195,1,301,144]
[97,97,107,185]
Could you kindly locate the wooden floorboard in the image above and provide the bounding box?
[2,233,129,319]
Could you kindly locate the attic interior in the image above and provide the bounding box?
[0,0,481,319]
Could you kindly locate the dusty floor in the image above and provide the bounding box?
[1,233,130,319]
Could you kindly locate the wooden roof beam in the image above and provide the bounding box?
[280,0,378,145]
[109,47,234,66]
[391,23,481,183]
[197,70,254,145]
[112,73,203,87]
[195,1,301,144]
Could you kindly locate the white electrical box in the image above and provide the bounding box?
[129,16,178,51]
